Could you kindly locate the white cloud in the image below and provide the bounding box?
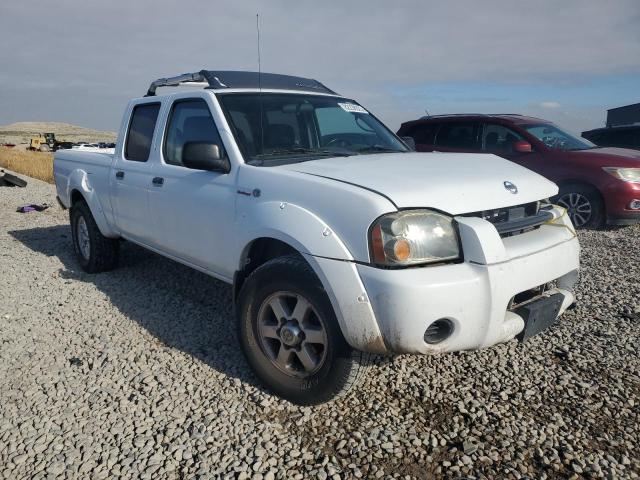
[539,102,561,109]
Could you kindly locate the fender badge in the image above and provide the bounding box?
[504,181,518,194]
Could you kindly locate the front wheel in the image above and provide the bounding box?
[555,184,605,229]
[237,255,371,405]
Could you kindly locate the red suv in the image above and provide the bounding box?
[398,114,640,228]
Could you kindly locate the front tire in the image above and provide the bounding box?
[555,184,605,229]
[70,201,119,273]
[237,254,370,405]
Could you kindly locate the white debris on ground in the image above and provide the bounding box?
[0,172,638,479]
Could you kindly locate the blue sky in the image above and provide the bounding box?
[382,74,640,134]
[1,0,638,135]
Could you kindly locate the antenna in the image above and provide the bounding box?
[257,13,264,155]
[424,108,431,117]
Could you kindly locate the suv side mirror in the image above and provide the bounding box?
[513,140,532,154]
[401,136,416,151]
[182,142,230,172]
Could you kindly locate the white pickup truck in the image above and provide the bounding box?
[54,70,580,404]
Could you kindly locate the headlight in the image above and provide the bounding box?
[603,167,640,183]
[369,210,460,267]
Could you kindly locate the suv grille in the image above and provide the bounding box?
[463,202,554,237]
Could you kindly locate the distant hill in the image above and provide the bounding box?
[0,122,117,145]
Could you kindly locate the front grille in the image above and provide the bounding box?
[463,201,553,237]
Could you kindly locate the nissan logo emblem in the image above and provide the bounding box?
[504,181,518,194]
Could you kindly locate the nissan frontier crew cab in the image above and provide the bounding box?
[54,70,580,405]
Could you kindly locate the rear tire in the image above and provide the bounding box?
[237,254,371,405]
[70,201,119,273]
[555,184,605,229]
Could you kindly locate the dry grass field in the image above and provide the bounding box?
[0,121,116,185]
[0,148,53,183]
[0,121,116,147]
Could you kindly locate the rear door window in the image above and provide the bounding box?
[125,103,160,162]
[435,122,481,149]
[407,123,438,145]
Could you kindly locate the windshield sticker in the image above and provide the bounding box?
[338,103,369,114]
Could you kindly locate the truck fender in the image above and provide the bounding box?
[237,201,387,354]
[67,169,119,238]
[237,200,354,263]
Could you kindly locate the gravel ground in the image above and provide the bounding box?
[1,172,638,480]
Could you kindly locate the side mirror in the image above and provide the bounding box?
[182,142,230,172]
[513,140,532,154]
[401,136,416,151]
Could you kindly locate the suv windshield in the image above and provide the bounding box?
[217,93,407,164]
[523,124,596,151]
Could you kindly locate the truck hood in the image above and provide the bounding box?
[278,152,558,214]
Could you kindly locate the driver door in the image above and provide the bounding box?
[480,122,547,175]
[147,96,236,278]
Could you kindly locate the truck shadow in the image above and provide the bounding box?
[9,225,268,395]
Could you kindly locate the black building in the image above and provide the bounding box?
[607,103,640,127]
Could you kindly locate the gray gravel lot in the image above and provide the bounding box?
[1,173,639,479]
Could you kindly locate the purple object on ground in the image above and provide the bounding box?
[17,204,49,213]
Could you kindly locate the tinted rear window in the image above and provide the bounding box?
[435,122,481,149]
[125,103,160,161]
[406,123,438,145]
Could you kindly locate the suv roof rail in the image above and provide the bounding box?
[418,113,547,121]
[145,70,337,97]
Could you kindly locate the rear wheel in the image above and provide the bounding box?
[237,254,371,405]
[70,201,119,273]
[555,184,604,229]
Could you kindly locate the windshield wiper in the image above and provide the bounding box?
[255,147,353,158]
[357,145,405,154]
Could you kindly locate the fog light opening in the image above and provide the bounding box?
[424,319,454,345]
[629,199,640,210]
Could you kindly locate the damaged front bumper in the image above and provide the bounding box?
[319,206,580,354]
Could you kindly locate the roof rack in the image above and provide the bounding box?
[419,113,544,120]
[419,113,487,119]
[145,70,337,97]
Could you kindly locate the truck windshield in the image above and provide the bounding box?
[217,93,408,164]
[523,124,597,151]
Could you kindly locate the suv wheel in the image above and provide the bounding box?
[237,254,371,405]
[556,184,604,229]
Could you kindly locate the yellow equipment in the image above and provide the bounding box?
[28,133,56,152]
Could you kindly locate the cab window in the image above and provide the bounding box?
[164,99,224,166]
[125,103,160,162]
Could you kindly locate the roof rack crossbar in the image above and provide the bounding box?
[146,70,230,96]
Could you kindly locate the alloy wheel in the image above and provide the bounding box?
[557,192,592,228]
[76,216,91,260]
[256,291,328,378]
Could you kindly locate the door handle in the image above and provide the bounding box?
[152,177,164,186]
[115,171,125,179]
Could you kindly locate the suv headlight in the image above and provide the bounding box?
[603,167,640,183]
[369,210,461,267]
